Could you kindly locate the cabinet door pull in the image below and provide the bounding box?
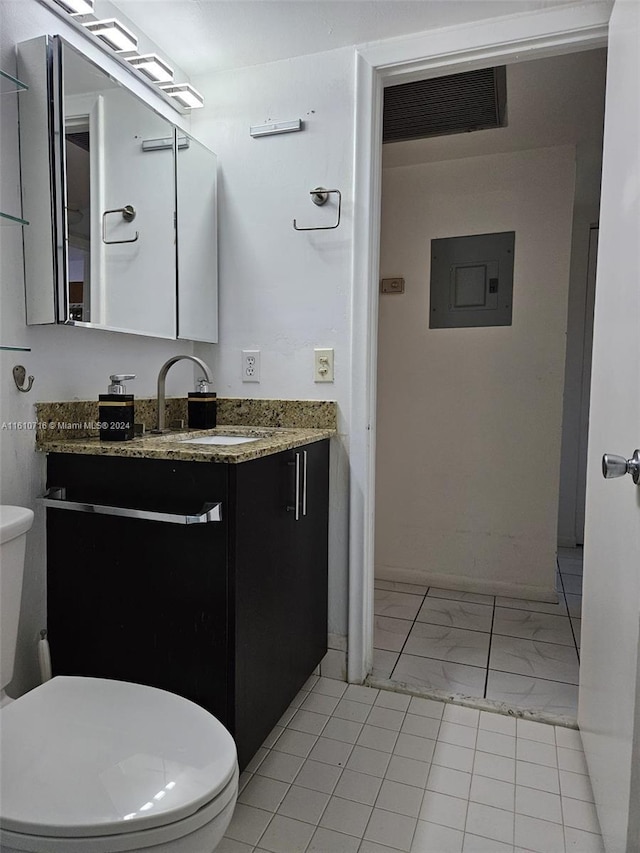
[294,453,301,521]
[39,487,222,524]
[286,454,301,520]
[302,450,308,517]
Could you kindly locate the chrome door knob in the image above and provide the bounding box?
[602,450,640,484]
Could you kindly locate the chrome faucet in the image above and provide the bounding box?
[152,355,214,433]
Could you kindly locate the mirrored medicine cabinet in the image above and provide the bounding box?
[16,36,218,342]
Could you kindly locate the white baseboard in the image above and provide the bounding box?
[376,566,559,604]
[328,633,348,652]
[320,648,347,681]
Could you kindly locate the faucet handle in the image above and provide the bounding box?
[107,374,136,394]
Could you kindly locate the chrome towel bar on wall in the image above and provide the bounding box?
[293,187,341,231]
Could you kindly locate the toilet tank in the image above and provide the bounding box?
[0,507,34,692]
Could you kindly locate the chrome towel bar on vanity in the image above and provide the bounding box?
[39,487,222,524]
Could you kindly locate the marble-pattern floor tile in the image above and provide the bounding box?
[557,546,583,558]
[561,573,583,596]
[374,616,413,652]
[374,589,424,621]
[490,635,579,684]
[564,593,583,619]
[558,548,583,558]
[492,608,575,646]
[392,653,486,697]
[416,598,493,633]
[559,560,583,577]
[486,670,579,717]
[557,549,583,572]
[375,579,430,595]
[572,618,581,647]
[373,562,580,721]
[427,588,495,606]
[404,622,491,669]
[495,595,567,616]
[371,648,400,679]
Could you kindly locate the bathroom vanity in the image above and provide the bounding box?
[42,426,331,769]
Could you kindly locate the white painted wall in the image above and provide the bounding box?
[0,0,197,696]
[375,146,576,599]
[381,50,606,553]
[189,48,355,641]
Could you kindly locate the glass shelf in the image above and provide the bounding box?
[0,69,28,95]
[1,71,29,226]
[0,211,29,226]
[0,345,31,352]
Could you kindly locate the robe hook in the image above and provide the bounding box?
[13,365,35,393]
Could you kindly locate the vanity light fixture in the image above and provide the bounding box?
[160,83,205,109]
[54,0,94,14]
[127,54,174,84]
[83,19,138,53]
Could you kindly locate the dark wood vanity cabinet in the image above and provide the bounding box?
[45,440,329,769]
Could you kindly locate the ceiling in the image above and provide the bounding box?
[109,0,584,78]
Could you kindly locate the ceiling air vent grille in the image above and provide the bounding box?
[383,66,507,144]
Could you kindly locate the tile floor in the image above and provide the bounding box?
[221,674,603,853]
[372,549,583,720]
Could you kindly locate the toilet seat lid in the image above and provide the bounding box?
[0,677,237,838]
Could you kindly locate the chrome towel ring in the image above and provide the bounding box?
[293,187,341,231]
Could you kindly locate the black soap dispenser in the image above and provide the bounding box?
[188,378,217,429]
[99,374,135,441]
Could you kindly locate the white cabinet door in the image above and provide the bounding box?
[99,87,176,338]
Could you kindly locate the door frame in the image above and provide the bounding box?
[574,225,599,543]
[347,1,611,683]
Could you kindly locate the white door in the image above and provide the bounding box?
[578,1,640,851]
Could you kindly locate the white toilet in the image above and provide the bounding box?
[0,506,239,853]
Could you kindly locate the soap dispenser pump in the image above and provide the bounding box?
[99,374,135,441]
[188,378,217,429]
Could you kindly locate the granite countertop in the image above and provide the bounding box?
[38,424,335,464]
[34,397,337,463]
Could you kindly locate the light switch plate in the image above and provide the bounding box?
[314,348,334,382]
[381,277,405,294]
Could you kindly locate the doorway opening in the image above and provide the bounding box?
[370,49,606,722]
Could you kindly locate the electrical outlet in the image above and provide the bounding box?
[242,350,260,382]
[314,348,334,383]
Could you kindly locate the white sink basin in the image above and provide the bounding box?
[179,435,260,446]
